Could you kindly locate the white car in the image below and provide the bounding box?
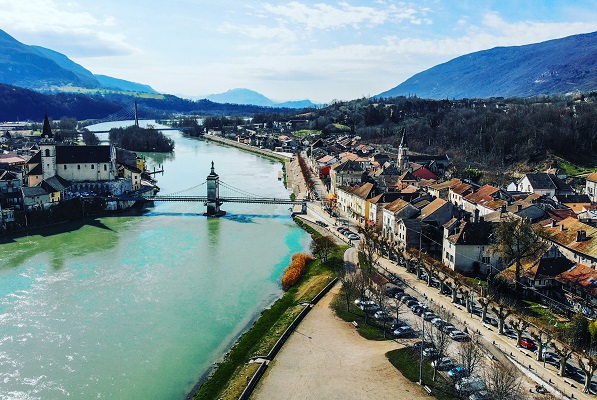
[449,330,470,341]
[455,376,487,393]
[374,311,391,321]
[431,356,454,371]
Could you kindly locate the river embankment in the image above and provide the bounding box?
[201,133,294,162]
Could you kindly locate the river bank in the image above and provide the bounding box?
[201,133,294,162]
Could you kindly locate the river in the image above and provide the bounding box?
[0,121,311,400]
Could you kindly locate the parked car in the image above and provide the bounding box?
[405,299,419,307]
[385,286,402,297]
[483,317,498,327]
[422,311,438,321]
[449,330,470,341]
[354,297,371,306]
[447,366,468,380]
[347,234,360,240]
[393,325,415,337]
[422,347,440,359]
[455,376,487,393]
[413,341,435,351]
[468,390,492,400]
[520,337,536,349]
[315,220,328,227]
[442,324,458,334]
[431,317,446,329]
[431,357,454,371]
[360,303,380,312]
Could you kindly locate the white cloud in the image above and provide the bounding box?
[0,0,138,57]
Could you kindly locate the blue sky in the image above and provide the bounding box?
[1,0,596,103]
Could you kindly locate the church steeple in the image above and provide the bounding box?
[398,131,409,170]
[42,113,53,139]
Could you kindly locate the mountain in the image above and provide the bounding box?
[94,75,158,94]
[206,88,316,109]
[0,29,157,94]
[378,31,597,99]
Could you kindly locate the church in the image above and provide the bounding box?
[23,115,128,206]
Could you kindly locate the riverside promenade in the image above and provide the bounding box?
[252,281,430,400]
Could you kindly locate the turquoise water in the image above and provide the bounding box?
[0,124,310,399]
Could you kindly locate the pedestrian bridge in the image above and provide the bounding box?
[129,162,306,216]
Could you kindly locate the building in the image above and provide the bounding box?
[442,218,498,274]
[517,173,574,197]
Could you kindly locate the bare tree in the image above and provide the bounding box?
[577,354,597,393]
[456,332,485,377]
[450,278,462,304]
[436,271,450,295]
[530,330,552,363]
[491,301,514,335]
[510,318,529,347]
[370,284,390,337]
[478,295,494,323]
[359,224,381,274]
[425,308,453,382]
[551,341,575,377]
[353,269,368,299]
[459,287,473,314]
[484,359,525,400]
[339,273,357,312]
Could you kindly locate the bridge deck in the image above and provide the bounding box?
[146,195,305,205]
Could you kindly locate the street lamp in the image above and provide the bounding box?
[419,320,425,385]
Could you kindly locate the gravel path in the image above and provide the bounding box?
[252,283,430,400]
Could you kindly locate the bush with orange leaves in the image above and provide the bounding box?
[281,253,314,291]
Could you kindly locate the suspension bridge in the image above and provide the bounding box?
[131,162,306,216]
[80,102,196,133]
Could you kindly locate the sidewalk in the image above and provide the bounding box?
[377,256,587,400]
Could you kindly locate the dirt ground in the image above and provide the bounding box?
[252,283,430,400]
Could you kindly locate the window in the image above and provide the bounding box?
[91,165,94,169]
[78,165,81,170]
[45,149,50,157]
[64,165,67,170]
[104,165,107,171]
[482,256,490,264]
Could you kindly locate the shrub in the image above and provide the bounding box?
[281,253,313,291]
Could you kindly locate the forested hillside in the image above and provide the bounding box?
[302,94,597,169]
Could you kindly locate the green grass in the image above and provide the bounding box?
[557,158,597,176]
[293,129,321,138]
[386,348,460,400]
[332,295,393,341]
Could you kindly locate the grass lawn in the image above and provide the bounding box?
[331,293,394,341]
[386,348,460,400]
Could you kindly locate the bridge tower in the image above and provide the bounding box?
[204,161,226,217]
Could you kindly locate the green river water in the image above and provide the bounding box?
[0,122,311,399]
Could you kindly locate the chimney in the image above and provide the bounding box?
[501,204,507,214]
[474,209,480,224]
[560,224,565,231]
[551,220,557,228]
[517,204,523,212]
[577,230,587,242]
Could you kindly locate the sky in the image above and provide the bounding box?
[1,1,597,103]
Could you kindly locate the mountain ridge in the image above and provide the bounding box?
[378,31,597,99]
[0,29,157,94]
[205,88,316,109]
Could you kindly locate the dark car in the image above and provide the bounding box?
[315,220,328,227]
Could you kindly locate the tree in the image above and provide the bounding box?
[359,224,382,274]
[424,309,453,382]
[484,359,524,400]
[551,341,574,377]
[339,273,357,312]
[577,354,597,393]
[477,294,495,324]
[491,216,550,296]
[310,235,335,263]
[510,318,529,348]
[530,330,552,363]
[456,332,484,378]
[491,300,514,335]
[568,313,591,351]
